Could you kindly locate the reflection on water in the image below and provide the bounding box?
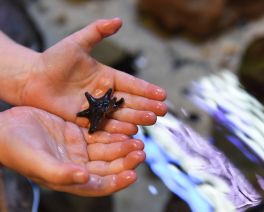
[135,71,264,211]
[188,71,264,210]
[148,184,159,196]
[136,116,261,211]
[190,71,264,162]
[190,71,264,189]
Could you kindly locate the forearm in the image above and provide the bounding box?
[0,31,39,105]
[0,110,10,166]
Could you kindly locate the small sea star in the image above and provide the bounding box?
[77,88,124,133]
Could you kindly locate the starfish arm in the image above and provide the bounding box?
[114,98,125,108]
[77,90,125,133]
[76,109,90,117]
[88,114,102,133]
[85,92,97,105]
[104,88,113,99]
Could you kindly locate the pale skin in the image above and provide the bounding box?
[0,18,167,196]
[0,106,145,196]
[0,17,167,135]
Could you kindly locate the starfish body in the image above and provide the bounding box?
[77,88,124,133]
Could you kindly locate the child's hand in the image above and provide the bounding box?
[21,18,167,135]
[0,106,145,196]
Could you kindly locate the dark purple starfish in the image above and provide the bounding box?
[77,88,124,134]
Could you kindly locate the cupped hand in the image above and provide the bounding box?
[21,18,167,135]
[0,106,145,196]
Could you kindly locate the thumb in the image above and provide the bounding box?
[71,17,122,52]
[28,155,89,185]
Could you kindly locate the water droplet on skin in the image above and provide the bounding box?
[57,145,65,154]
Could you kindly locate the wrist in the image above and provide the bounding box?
[0,108,20,167]
[0,32,40,105]
[0,111,8,166]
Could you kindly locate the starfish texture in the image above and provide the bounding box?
[77,88,124,134]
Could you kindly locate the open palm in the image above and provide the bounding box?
[21,18,167,135]
[0,106,145,196]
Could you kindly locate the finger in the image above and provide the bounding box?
[82,129,130,144]
[86,151,145,176]
[27,154,89,185]
[64,122,89,164]
[111,108,157,126]
[3,141,89,186]
[50,171,137,196]
[71,18,122,51]
[76,117,138,135]
[113,69,167,101]
[100,119,138,135]
[114,91,168,116]
[87,139,144,161]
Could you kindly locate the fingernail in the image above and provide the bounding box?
[133,140,144,149]
[144,112,156,122]
[156,102,168,115]
[99,18,121,34]
[135,151,146,160]
[101,20,116,33]
[124,171,136,181]
[154,88,166,99]
[156,102,164,110]
[73,171,87,184]
[101,20,111,29]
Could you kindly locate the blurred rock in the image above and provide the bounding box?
[54,13,68,26]
[91,40,139,76]
[65,0,88,3]
[238,37,264,102]
[64,0,95,4]
[138,0,224,37]
[39,190,113,212]
[138,0,264,38]
[164,194,191,212]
